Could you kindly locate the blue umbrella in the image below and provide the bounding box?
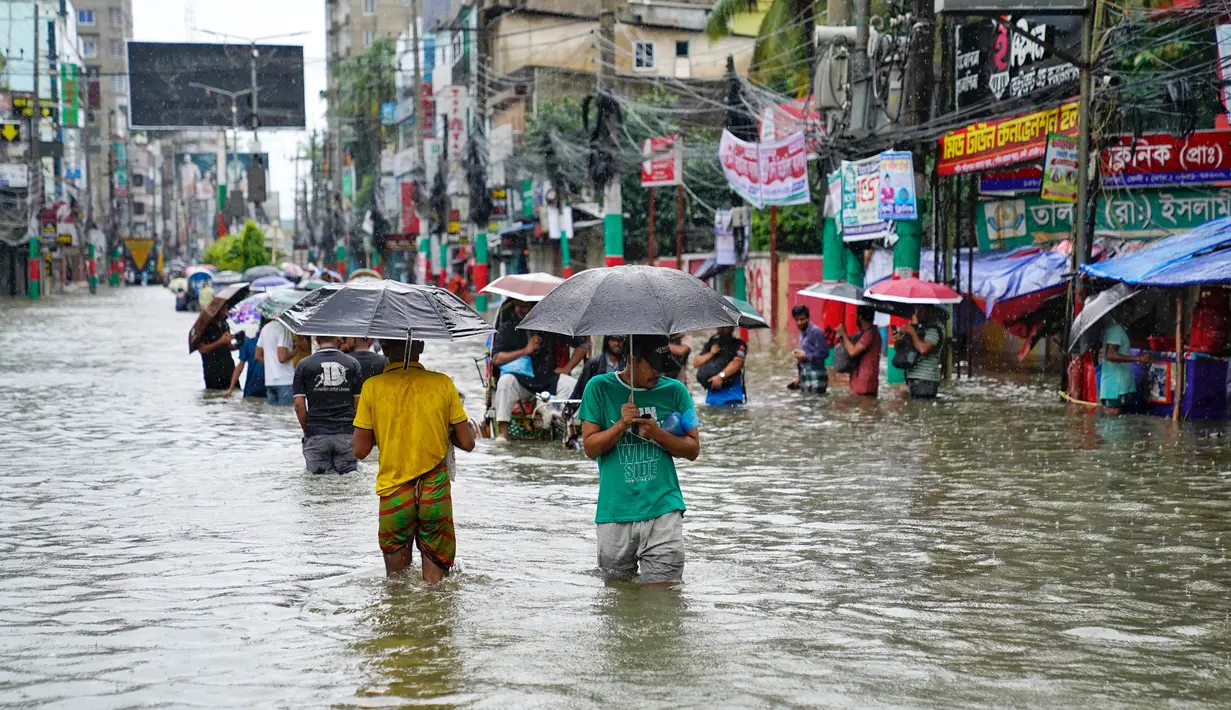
[249,275,294,290]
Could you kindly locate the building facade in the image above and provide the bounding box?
[74,0,132,227]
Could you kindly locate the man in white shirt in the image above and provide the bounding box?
[256,320,302,406]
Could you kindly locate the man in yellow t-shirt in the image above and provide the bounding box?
[353,338,475,580]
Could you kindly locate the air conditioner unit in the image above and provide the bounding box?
[813,27,879,110]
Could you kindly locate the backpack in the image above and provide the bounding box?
[832,330,864,374]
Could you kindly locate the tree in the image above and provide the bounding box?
[200,220,270,271]
[334,38,397,220]
[705,0,819,92]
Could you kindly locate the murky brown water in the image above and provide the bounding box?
[2,287,1231,708]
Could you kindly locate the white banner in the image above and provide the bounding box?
[719,130,810,209]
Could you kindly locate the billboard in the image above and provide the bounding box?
[128,42,306,129]
[936,0,1088,12]
[175,152,269,201]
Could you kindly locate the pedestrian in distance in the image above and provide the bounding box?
[197,309,236,392]
[663,333,691,383]
[490,299,588,440]
[255,319,305,406]
[836,305,882,397]
[693,326,747,406]
[579,335,700,587]
[293,335,363,475]
[1099,316,1149,415]
[895,306,945,399]
[353,338,475,580]
[223,326,266,400]
[788,304,829,394]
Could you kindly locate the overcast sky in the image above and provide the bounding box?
[132,0,329,220]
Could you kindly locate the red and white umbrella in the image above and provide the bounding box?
[864,277,962,305]
[481,272,565,302]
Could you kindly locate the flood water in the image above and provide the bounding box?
[3,287,1231,708]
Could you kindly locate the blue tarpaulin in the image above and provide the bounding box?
[1081,216,1231,287]
[913,247,1069,315]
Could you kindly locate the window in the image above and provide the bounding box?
[108,6,123,27]
[363,0,377,15]
[78,9,95,25]
[108,39,123,59]
[109,74,126,94]
[363,30,376,48]
[133,202,145,216]
[82,38,98,59]
[132,174,145,188]
[634,41,655,71]
[676,41,689,57]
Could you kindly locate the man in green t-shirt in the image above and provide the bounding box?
[578,334,700,587]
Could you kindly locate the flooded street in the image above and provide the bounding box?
[3,287,1231,708]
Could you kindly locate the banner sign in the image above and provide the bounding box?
[979,165,1042,193]
[715,209,736,266]
[975,188,1231,251]
[952,16,1081,111]
[641,135,682,187]
[840,156,892,241]
[1101,130,1231,188]
[939,100,1079,175]
[1040,133,1078,203]
[757,98,824,156]
[877,151,917,220]
[489,186,508,219]
[400,181,418,235]
[719,130,810,208]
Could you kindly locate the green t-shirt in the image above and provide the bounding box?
[1100,320,1137,401]
[906,324,943,382]
[578,372,694,524]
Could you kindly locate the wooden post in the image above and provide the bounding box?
[770,205,779,330]
[647,187,656,266]
[1174,291,1184,422]
[675,185,684,269]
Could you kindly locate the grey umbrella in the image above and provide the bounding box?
[516,265,739,336]
[277,279,492,340]
[243,264,283,281]
[1067,283,1158,353]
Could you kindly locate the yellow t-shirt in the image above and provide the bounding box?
[354,361,468,497]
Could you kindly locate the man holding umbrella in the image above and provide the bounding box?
[578,335,699,586]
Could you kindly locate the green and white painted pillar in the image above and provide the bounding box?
[887,219,924,384]
[87,243,97,293]
[438,237,448,287]
[419,235,431,285]
[27,236,39,300]
[560,205,572,277]
[335,244,346,280]
[109,245,120,287]
[820,216,844,365]
[474,225,489,311]
[603,182,623,267]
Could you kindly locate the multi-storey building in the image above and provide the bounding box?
[74,0,131,225]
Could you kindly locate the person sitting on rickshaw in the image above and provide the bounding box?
[491,299,588,441]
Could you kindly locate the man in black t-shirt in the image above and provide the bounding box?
[343,337,388,391]
[293,335,363,475]
[490,299,588,440]
[198,312,236,391]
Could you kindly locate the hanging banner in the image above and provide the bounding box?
[1101,129,1231,188]
[400,181,418,235]
[840,156,893,242]
[979,165,1043,193]
[939,100,1079,176]
[758,132,810,206]
[715,209,735,266]
[641,135,682,187]
[952,16,1082,111]
[718,130,762,206]
[718,130,810,208]
[1040,133,1078,203]
[877,151,917,220]
[826,170,843,233]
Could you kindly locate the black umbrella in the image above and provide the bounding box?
[1067,283,1159,353]
[243,264,283,281]
[277,279,492,340]
[516,265,739,336]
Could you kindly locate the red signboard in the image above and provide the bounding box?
[641,135,681,187]
[400,181,419,235]
[420,81,435,137]
[1101,129,1231,188]
[939,100,1079,176]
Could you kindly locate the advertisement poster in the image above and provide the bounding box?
[641,135,682,187]
[939,100,1080,176]
[1101,129,1231,188]
[877,151,917,220]
[719,130,810,208]
[1040,133,1079,203]
[826,170,843,232]
[714,209,735,266]
[838,156,892,242]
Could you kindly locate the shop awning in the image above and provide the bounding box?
[1081,216,1231,287]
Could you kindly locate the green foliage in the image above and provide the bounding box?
[202,235,242,272]
[200,220,270,272]
[334,37,397,217]
[750,202,820,254]
[705,0,818,92]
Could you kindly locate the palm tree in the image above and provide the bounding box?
[705,0,819,91]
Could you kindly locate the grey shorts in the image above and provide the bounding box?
[302,433,357,475]
[596,510,685,584]
[907,378,940,398]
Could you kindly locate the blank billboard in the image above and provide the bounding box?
[127,42,306,129]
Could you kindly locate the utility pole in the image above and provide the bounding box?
[1073,7,1096,286]
[598,0,622,266]
[28,10,41,300]
[472,0,491,310]
[409,0,426,180]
